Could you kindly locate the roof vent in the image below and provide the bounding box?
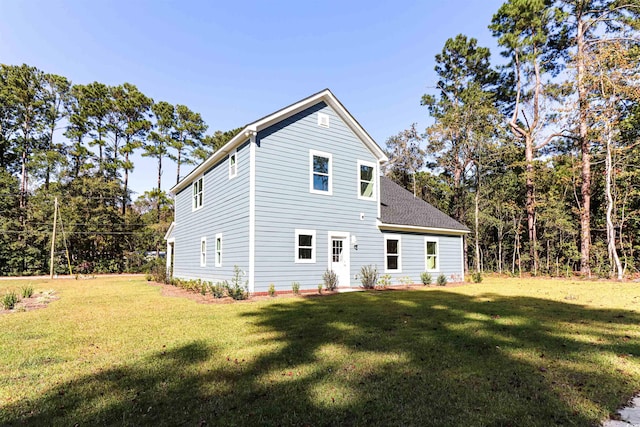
[318,112,329,128]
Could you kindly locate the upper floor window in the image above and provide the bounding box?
[193,177,203,210]
[229,150,237,179]
[384,235,401,273]
[309,150,332,195]
[425,238,439,271]
[358,160,376,200]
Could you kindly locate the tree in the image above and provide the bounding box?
[145,101,174,197]
[171,105,207,184]
[73,82,113,176]
[192,127,243,163]
[384,124,424,195]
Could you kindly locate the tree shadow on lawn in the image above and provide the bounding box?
[3,291,640,426]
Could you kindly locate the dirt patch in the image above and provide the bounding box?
[149,281,468,304]
[0,290,58,314]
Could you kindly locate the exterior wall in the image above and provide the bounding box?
[379,231,464,284]
[254,102,382,292]
[172,140,250,282]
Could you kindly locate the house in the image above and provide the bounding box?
[165,89,469,293]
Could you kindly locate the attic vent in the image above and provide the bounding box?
[318,113,330,128]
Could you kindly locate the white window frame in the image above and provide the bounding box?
[192,177,203,211]
[425,237,440,272]
[309,150,332,195]
[318,112,330,128]
[228,150,237,179]
[295,229,316,263]
[200,237,207,267]
[357,160,377,201]
[215,233,222,267]
[384,234,402,273]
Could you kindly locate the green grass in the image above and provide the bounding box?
[1,276,640,426]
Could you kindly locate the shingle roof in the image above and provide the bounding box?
[380,176,470,232]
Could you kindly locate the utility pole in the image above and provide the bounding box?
[49,197,58,279]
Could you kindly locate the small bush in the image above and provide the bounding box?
[226,265,249,300]
[268,283,276,297]
[360,265,378,289]
[291,282,301,295]
[471,271,483,283]
[208,282,226,298]
[400,276,413,286]
[420,272,432,285]
[21,285,34,299]
[436,274,447,286]
[2,291,20,310]
[318,283,323,294]
[148,258,168,284]
[199,281,208,295]
[378,274,392,288]
[323,269,338,291]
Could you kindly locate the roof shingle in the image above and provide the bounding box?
[380,176,470,232]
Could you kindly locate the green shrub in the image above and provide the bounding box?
[471,271,483,283]
[323,269,338,291]
[2,291,20,310]
[226,265,249,300]
[318,283,323,294]
[421,272,432,285]
[291,282,301,295]
[400,276,413,286]
[199,280,208,295]
[208,282,226,298]
[268,283,276,297]
[360,265,378,289]
[21,285,34,299]
[148,258,168,284]
[378,274,392,288]
[436,274,447,286]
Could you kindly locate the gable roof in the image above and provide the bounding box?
[380,176,470,234]
[170,89,388,195]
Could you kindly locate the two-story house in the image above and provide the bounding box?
[165,89,469,293]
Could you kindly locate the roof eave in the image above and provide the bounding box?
[377,221,470,236]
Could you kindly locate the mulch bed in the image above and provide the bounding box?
[0,290,59,314]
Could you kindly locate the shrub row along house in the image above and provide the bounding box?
[165,89,469,293]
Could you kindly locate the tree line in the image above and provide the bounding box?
[385,0,640,279]
[0,64,239,275]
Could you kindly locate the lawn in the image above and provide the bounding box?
[1,276,640,426]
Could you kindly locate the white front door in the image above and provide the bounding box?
[330,235,350,287]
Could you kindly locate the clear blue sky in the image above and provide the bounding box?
[1,0,503,197]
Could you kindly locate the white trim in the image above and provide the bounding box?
[295,229,316,263]
[215,233,222,267]
[192,177,204,211]
[249,133,256,293]
[357,160,376,201]
[460,235,465,282]
[169,89,388,195]
[383,234,402,273]
[166,237,175,274]
[327,231,351,287]
[164,222,175,241]
[424,236,440,272]
[228,149,238,179]
[309,149,333,195]
[200,236,207,267]
[377,221,470,236]
[318,112,330,128]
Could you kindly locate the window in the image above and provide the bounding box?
[318,112,330,128]
[295,229,316,263]
[358,160,376,200]
[384,235,401,272]
[310,150,332,195]
[228,150,237,179]
[215,234,222,267]
[193,177,203,210]
[200,237,207,267]
[425,238,439,271]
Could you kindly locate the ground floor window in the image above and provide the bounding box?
[384,235,401,272]
[200,237,206,267]
[295,229,316,263]
[425,237,439,271]
[215,234,222,267]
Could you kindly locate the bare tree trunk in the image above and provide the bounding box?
[158,155,162,223]
[474,178,480,273]
[176,150,182,185]
[525,135,538,274]
[605,121,623,280]
[577,16,592,277]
